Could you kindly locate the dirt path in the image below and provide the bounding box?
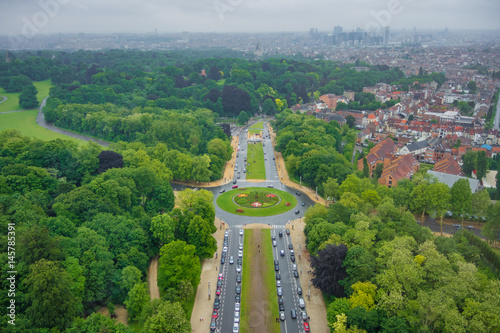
[245,229,269,332]
[148,256,160,300]
[289,218,329,333]
[97,305,128,325]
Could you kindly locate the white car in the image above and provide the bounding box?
[233,323,239,333]
[239,229,244,236]
[235,302,240,311]
[234,311,240,323]
[292,264,297,271]
[223,246,228,253]
[236,265,241,273]
[238,250,243,258]
[229,256,234,264]
[273,240,277,247]
[276,280,281,287]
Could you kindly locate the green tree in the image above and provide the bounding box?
[158,240,201,295]
[186,215,217,259]
[120,266,143,294]
[373,163,384,179]
[66,313,133,333]
[467,80,477,94]
[348,281,377,310]
[125,282,150,322]
[450,178,472,223]
[430,182,451,235]
[151,214,176,245]
[362,157,369,178]
[141,300,191,333]
[340,246,376,293]
[19,84,39,109]
[410,184,433,226]
[461,151,476,177]
[237,110,249,124]
[26,259,77,331]
[323,177,339,202]
[345,115,355,128]
[191,155,212,183]
[476,150,488,180]
[262,98,275,115]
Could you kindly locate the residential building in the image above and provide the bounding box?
[432,155,462,175]
[379,154,420,187]
[357,138,396,177]
[427,170,481,193]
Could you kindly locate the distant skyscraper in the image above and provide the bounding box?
[333,26,343,35]
[384,26,390,46]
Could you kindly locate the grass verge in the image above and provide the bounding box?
[240,229,253,333]
[216,187,297,217]
[249,121,264,129]
[0,109,86,144]
[246,142,266,180]
[261,229,280,333]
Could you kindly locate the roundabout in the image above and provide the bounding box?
[217,187,297,217]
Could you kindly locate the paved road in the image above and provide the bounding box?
[0,96,7,104]
[493,85,500,130]
[36,97,112,147]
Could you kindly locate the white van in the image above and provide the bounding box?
[299,298,305,309]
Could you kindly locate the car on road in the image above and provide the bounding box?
[216,287,221,296]
[237,258,242,265]
[233,322,239,333]
[286,229,290,235]
[236,285,241,294]
[217,280,222,287]
[294,270,299,278]
[212,309,218,319]
[223,246,228,252]
[277,287,283,296]
[235,302,240,311]
[229,256,234,264]
[235,294,241,302]
[467,225,474,230]
[295,191,301,196]
[236,265,241,273]
[279,231,283,237]
[288,244,293,250]
[278,298,284,311]
[233,180,237,184]
[267,184,274,188]
[276,280,281,287]
[239,229,244,236]
[273,157,275,160]
[291,309,297,319]
[232,185,238,189]
[234,310,240,323]
[237,175,240,179]
[276,273,281,280]
[210,318,217,331]
[304,322,310,332]
[273,240,277,247]
[274,260,279,271]
[290,255,295,262]
[280,250,285,256]
[272,235,276,241]
[302,202,305,206]
[219,189,225,193]
[280,311,285,321]
[292,264,297,271]
[238,250,243,258]
[236,272,242,283]
[214,298,220,309]
[297,286,302,295]
[295,210,300,214]
[239,244,243,251]
[301,310,308,321]
[218,273,224,280]
[220,256,225,264]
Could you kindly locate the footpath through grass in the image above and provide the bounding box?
[246,142,266,180]
[240,229,279,333]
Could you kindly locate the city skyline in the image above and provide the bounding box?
[1,0,499,40]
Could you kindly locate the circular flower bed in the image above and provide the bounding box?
[233,190,280,208]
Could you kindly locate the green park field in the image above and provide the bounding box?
[0,80,52,113]
[216,187,297,217]
[246,142,266,179]
[248,121,264,135]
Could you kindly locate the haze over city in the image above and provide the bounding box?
[1,0,500,37]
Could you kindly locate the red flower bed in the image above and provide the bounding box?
[236,209,244,213]
[285,202,291,206]
[266,194,276,198]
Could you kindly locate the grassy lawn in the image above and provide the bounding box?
[240,229,279,333]
[248,121,264,135]
[216,187,297,217]
[240,229,252,333]
[0,80,52,113]
[261,229,280,333]
[246,142,266,180]
[0,110,85,144]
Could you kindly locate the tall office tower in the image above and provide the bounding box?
[384,26,390,46]
[333,26,343,35]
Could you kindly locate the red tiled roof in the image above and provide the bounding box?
[433,155,462,176]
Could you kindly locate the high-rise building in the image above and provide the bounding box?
[384,26,390,46]
[333,26,343,35]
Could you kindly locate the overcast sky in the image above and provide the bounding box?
[1,0,499,36]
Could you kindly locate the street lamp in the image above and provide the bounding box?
[299,243,301,260]
[308,281,311,300]
[208,281,210,300]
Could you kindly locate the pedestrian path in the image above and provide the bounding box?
[0,96,6,103]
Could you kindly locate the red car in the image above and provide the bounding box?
[216,287,222,296]
[232,185,238,188]
[304,322,310,332]
[218,273,224,280]
[212,309,218,319]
